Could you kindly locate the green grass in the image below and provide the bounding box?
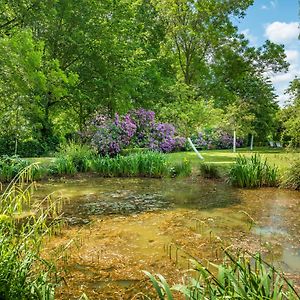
[167,148,298,174]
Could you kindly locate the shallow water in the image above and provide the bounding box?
[35,176,300,299]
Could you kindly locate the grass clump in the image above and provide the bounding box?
[53,142,96,175]
[92,151,170,178]
[199,162,220,179]
[229,154,278,188]
[281,155,300,190]
[145,251,299,300]
[0,165,62,299]
[170,158,192,177]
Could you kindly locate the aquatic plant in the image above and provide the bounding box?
[281,155,300,190]
[199,162,220,179]
[0,165,62,299]
[53,142,96,175]
[170,158,192,177]
[229,154,278,188]
[92,151,170,178]
[145,251,299,300]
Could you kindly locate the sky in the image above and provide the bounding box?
[234,0,299,106]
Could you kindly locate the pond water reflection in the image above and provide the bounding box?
[35,176,300,299]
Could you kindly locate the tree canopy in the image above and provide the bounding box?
[0,0,291,155]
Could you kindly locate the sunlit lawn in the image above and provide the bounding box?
[26,147,299,174]
[167,147,300,173]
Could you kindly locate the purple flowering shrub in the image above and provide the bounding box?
[83,109,186,156]
[191,129,243,150]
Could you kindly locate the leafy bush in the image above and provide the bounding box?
[191,129,243,150]
[199,163,220,179]
[0,155,30,182]
[0,135,59,158]
[52,142,96,175]
[83,109,186,156]
[0,166,61,299]
[145,251,299,300]
[281,156,300,190]
[229,154,278,188]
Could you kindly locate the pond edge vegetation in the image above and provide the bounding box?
[0,144,299,190]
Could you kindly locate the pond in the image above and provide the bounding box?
[35,176,300,299]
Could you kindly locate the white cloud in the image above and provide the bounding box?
[285,49,299,65]
[270,1,277,8]
[261,5,268,10]
[269,48,300,105]
[241,29,258,46]
[271,71,297,84]
[265,21,299,44]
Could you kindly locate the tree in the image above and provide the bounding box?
[279,77,300,147]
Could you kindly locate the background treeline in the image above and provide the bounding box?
[0,0,298,156]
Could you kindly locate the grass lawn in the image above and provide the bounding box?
[167,147,300,173]
[26,147,300,174]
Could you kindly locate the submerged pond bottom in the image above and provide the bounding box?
[35,177,300,299]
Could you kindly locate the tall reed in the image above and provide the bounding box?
[199,162,220,179]
[145,251,299,300]
[229,154,278,188]
[52,142,96,175]
[281,155,300,190]
[92,151,170,178]
[0,165,63,299]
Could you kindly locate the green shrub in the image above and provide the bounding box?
[281,155,300,190]
[199,162,220,179]
[0,165,62,299]
[229,154,278,188]
[0,155,30,182]
[92,151,170,178]
[145,251,299,300]
[52,142,96,175]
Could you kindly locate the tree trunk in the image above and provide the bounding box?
[188,138,204,160]
[233,130,236,153]
[250,134,254,151]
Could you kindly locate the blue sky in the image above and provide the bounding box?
[235,0,299,106]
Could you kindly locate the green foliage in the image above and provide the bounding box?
[281,155,300,190]
[0,155,30,182]
[229,154,278,188]
[0,166,61,299]
[199,163,221,179]
[145,251,299,300]
[278,78,300,147]
[170,158,192,177]
[92,152,170,178]
[0,0,289,151]
[53,142,95,175]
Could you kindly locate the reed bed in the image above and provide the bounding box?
[281,155,300,190]
[0,165,63,299]
[145,251,299,300]
[92,151,170,178]
[199,162,220,179]
[229,154,278,188]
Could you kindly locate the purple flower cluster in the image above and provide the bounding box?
[191,129,243,150]
[84,109,186,156]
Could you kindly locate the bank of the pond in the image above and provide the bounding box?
[35,176,300,299]
[1,148,299,190]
